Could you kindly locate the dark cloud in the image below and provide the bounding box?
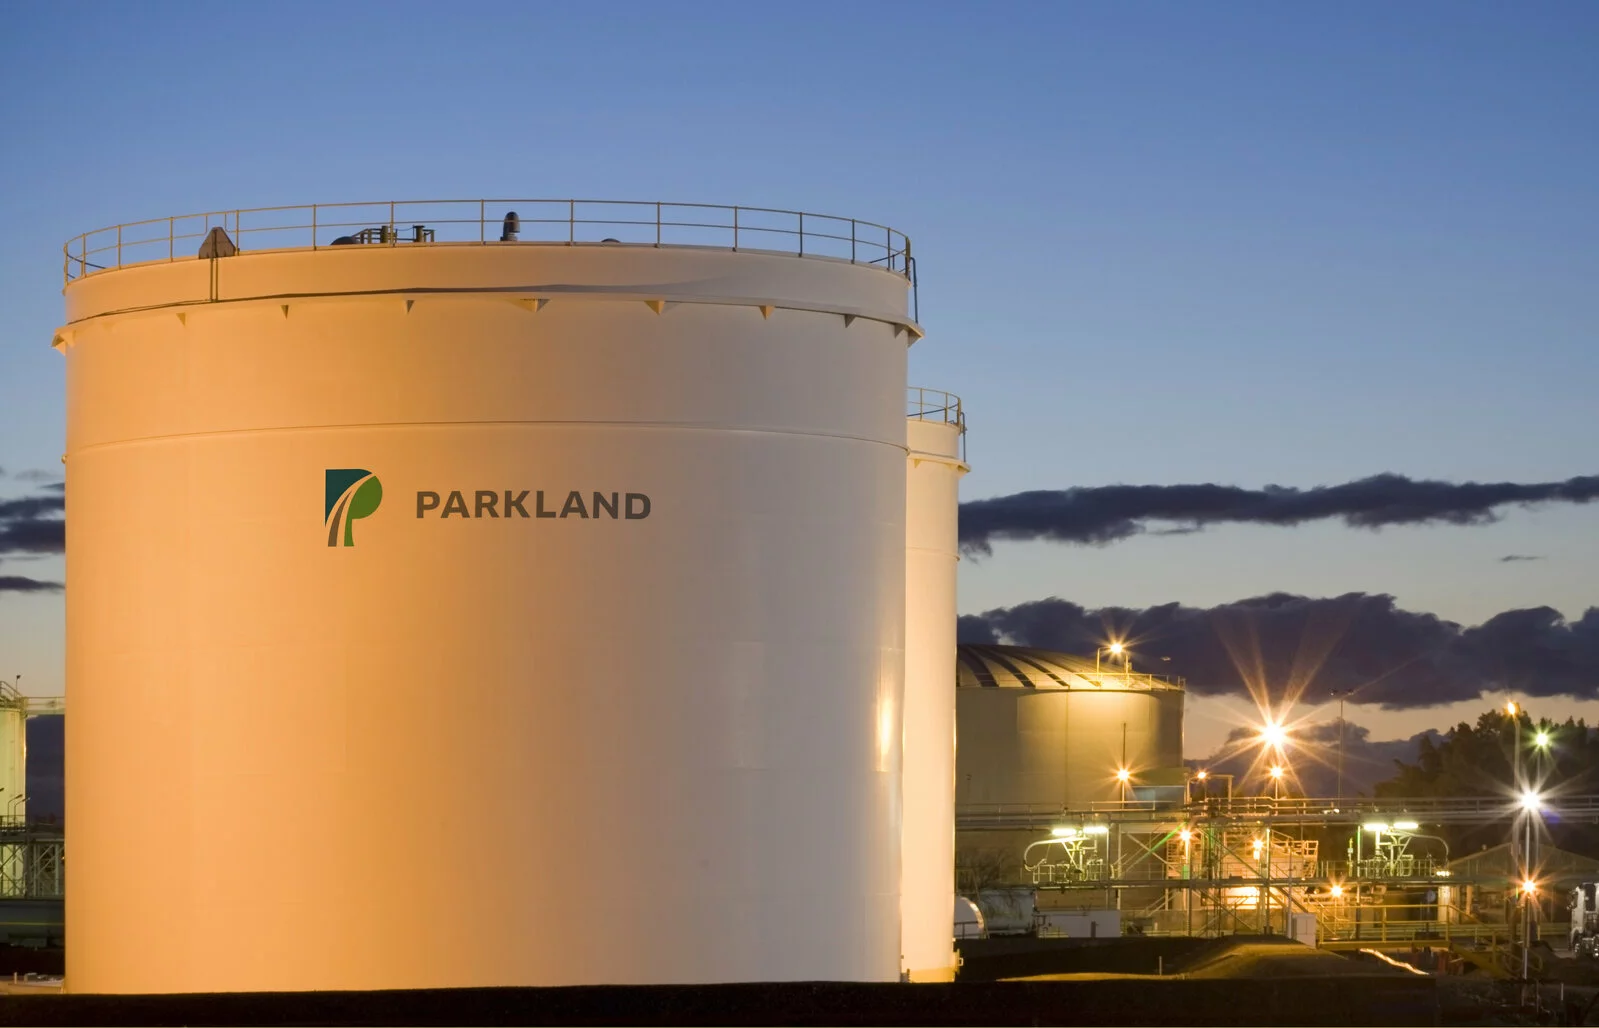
[1500,554,1544,563]
[0,490,65,556]
[12,469,60,484]
[0,576,62,593]
[959,592,1599,710]
[957,614,999,645]
[1194,720,1437,798]
[958,473,1599,555]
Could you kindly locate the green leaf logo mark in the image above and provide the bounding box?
[325,469,383,547]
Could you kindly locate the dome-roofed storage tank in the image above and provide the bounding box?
[57,200,921,993]
[954,644,1185,811]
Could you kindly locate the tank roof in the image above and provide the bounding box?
[957,644,1184,692]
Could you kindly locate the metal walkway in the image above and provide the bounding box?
[957,793,1599,831]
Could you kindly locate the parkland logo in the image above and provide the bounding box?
[325,469,384,547]
[325,467,652,546]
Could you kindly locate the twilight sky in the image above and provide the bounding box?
[2,1,1596,761]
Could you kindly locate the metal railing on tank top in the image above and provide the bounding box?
[62,199,917,318]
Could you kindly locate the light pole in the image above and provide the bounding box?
[1097,642,1129,675]
[1519,729,1550,990]
[1507,702,1522,884]
[1520,789,1542,987]
[1116,720,1133,804]
[1506,704,1551,983]
[1269,764,1285,800]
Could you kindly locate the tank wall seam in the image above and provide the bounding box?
[63,288,919,338]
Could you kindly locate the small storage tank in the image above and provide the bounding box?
[57,200,920,993]
[0,683,26,827]
[900,391,967,982]
[954,645,1184,811]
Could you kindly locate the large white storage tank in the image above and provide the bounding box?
[954,645,1185,811]
[57,200,920,993]
[900,392,967,982]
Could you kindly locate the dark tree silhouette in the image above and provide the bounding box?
[1376,707,1599,857]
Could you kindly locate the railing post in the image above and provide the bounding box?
[117,224,122,268]
[733,207,739,251]
[569,200,575,245]
[480,200,485,244]
[798,212,804,257]
[169,218,174,262]
[312,205,318,250]
[656,202,662,246]
[389,201,396,246]
[851,219,857,263]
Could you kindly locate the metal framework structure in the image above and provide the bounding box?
[959,793,1599,831]
[959,793,1591,947]
[0,682,63,721]
[0,822,63,900]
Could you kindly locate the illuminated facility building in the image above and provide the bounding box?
[951,660,1591,952]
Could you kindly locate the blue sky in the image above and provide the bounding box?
[2,1,1596,754]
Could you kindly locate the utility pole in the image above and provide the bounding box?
[1330,689,1351,803]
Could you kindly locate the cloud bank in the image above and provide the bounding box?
[959,592,1599,710]
[958,473,1599,554]
[0,576,62,594]
[0,491,65,558]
